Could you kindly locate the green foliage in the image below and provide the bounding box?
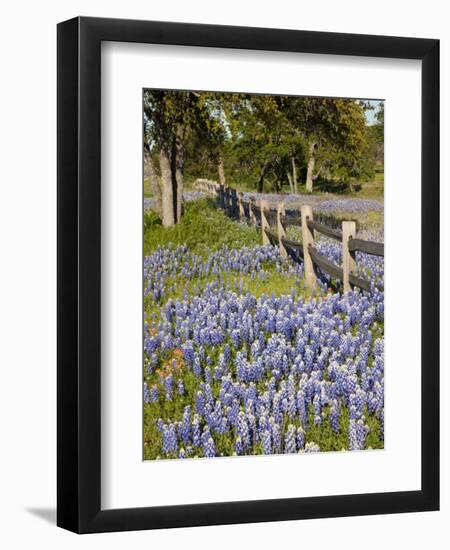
[226,95,306,192]
[366,102,384,166]
[144,209,162,232]
[144,90,384,218]
[144,198,260,256]
[294,97,374,184]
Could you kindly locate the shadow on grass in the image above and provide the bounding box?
[312,178,362,194]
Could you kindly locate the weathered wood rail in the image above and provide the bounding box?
[194,178,384,293]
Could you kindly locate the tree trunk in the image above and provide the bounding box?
[287,171,294,193]
[170,137,179,223]
[306,142,317,193]
[257,163,267,193]
[291,157,298,193]
[175,133,184,223]
[144,148,162,215]
[277,176,282,193]
[218,156,226,187]
[159,145,175,227]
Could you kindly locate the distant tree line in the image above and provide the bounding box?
[144,90,384,226]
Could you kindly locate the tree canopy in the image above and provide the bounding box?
[144,90,383,226]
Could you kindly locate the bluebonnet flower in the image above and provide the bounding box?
[204,366,212,384]
[144,241,384,459]
[237,411,250,449]
[348,419,359,450]
[149,385,158,403]
[201,427,216,458]
[179,406,191,444]
[195,391,205,415]
[261,430,272,455]
[285,425,297,453]
[271,420,281,453]
[143,382,150,404]
[228,399,240,427]
[304,442,320,453]
[235,435,243,455]
[313,394,321,420]
[379,409,384,438]
[231,329,240,349]
[164,374,173,400]
[297,390,308,428]
[272,392,282,424]
[193,355,202,377]
[162,423,177,455]
[223,343,231,364]
[182,341,195,366]
[356,419,368,449]
[192,414,201,447]
[329,399,340,432]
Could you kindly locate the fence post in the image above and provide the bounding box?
[223,186,227,213]
[222,186,227,213]
[238,193,245,222]
[300,204,316,291]
[249,198,256,226]
[230,188,238,219]
[260,200,270,245]
[277,201,287,258]
[226,187,231,216]
[219,184,225,209]
[342,221,356,293]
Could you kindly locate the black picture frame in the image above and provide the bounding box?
[57,16,439,533]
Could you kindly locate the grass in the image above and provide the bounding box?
[356,171,384,199]
[146,171,384,200]
[225,172,384,200]
[143,178,153,197]
[144,264,319,327]
[143,196,321,321]
[315,209,384,232]
[144,198,260,256]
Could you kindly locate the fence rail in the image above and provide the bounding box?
[194,178,383,293]
[348,238,384,257]
[309,246,372,292]
[279,215,302,227]
[307,219,342,241]
[264,229,304,255]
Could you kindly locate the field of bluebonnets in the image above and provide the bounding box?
[143,193,384,460]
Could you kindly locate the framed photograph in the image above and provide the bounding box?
[57,16,439,533]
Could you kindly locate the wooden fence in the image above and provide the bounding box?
[194,179,384,293]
